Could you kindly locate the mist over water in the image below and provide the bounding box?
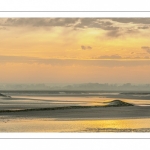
[1,83,150,91]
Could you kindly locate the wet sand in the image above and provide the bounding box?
[1,106,150,120]
[1,106,150,132]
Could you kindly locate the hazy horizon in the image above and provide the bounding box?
[1,82,150,91]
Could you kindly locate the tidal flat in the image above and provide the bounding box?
[1,91,150,132]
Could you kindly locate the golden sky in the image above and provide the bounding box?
[1,18,150,83]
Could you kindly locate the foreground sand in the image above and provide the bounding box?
[1,106,150,132]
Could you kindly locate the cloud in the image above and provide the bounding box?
[111,18,150,24]
[0,55,150,67]
[1,18,150,29]
[0,26,7,30]
[0,18,80,27]
[81,45,86,50]
[81,45,92,50]
[75,19,120,31]
[106,30,121,37]
[97,54,122,59]
[141,46,150,54]
[1,18,150,38]
[138,26,149,29]
[0,55,38,62]
[0,18,119,31]
[87,46,92,49]
[144,56,150,59]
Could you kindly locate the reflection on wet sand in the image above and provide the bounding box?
[1,118,150,132]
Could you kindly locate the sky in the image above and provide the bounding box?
[1,18,150,84]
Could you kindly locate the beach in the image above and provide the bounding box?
[1,91,150,132]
